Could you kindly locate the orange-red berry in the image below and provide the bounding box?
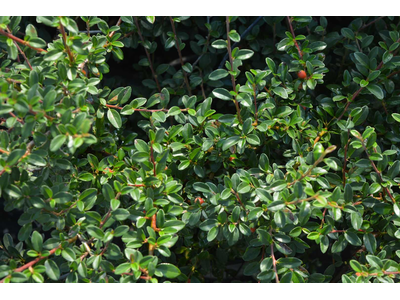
[250,227,256,233]
[195,197,204,205]
[297,70,307,80]
[229,156,235,162]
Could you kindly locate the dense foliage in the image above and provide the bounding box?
[1,16,400,283]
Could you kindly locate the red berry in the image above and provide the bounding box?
[250,227,256,233]
[297,70,307,80]
[229,156,235,162]
[195,197,204,205]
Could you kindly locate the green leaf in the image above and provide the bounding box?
[266,57,276,73]
[102,183,115,201]
[246,134,260,145]
[209,69,229,81]
[45,260,60,281]
[363,233,376,254]
[228,30,240,42]
[277,257,302,268]
[212,88,232,101]
[366,84,383,99]
[156,263,181,278]
[199,219,218,231]
[115,262,131,275]
[10,273,28,283]
[146,16,155,24]
[248,207,263,220]
[211,39,227,49]
[392,113,400,123]
[349,260,362,273]
[222,136,240,151]
[18,223,32,242]
[344,231,362,246]
[44,50,64,62]
[344,184,353,202]
[50,135,66,152]
[29,37,46,48]
[354,52,369,68]
[86,225,104,240]
[236,49,254,60]
[107,109,122,128]
[272,87,288,99]
[351,213,362,231]
[53,192,73,204]
[62,248,77,262]
[6,149,25,166]
[366,255,383,269]
[31,231,43,252]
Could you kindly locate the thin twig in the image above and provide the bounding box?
[359,139,395,204]
[7,26,32,70]
[59,18,74,64]
[342,130,350,187]
[9,112,24,124]
[286,195,318,206]
[287,146,337,187]
[270,229,279,283]
[231,188,245,208]
[226,16,242,124]
[252,83,258,124]
[359,16,385,31]
[0,236,77,283]
[356,270,400,277]
[150,143,156,177]
[286,16,303,60]
[105,104,188,113]
[109,17,122,38]
[0,28,47,53]
[134,17,161,92]
[169,17,192,96]
[219,16,263,68]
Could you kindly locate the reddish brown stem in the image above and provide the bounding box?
[357,271,400,277]
[0,236,77,283]
[134,17,161,92]
[252,84,258,124]
[269,230,279,283]
[99,207,112,229]
[9,112,24,124]
[360,141,395,204]
[150,143,156,177]
[231,188,245,208]
[0,28,47,53]
[0,148,10,154]
[99,241,111,256]
[226,16,242,124]
[360,17,385,31]
[7,27,32,70]
[384,69,400,80]
[332,37,400,126]
[105,104,188,113]
[342,130,350,187]
[258,245,266,283]
[59,19,74,64]
[320,208,327,228]
[109,17,122,38]
[169,17,192,96]
[336,87,363,123]
[148,214,159,255]
[286,16,303,60]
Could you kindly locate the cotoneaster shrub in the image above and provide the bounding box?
[1,16,400,283]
